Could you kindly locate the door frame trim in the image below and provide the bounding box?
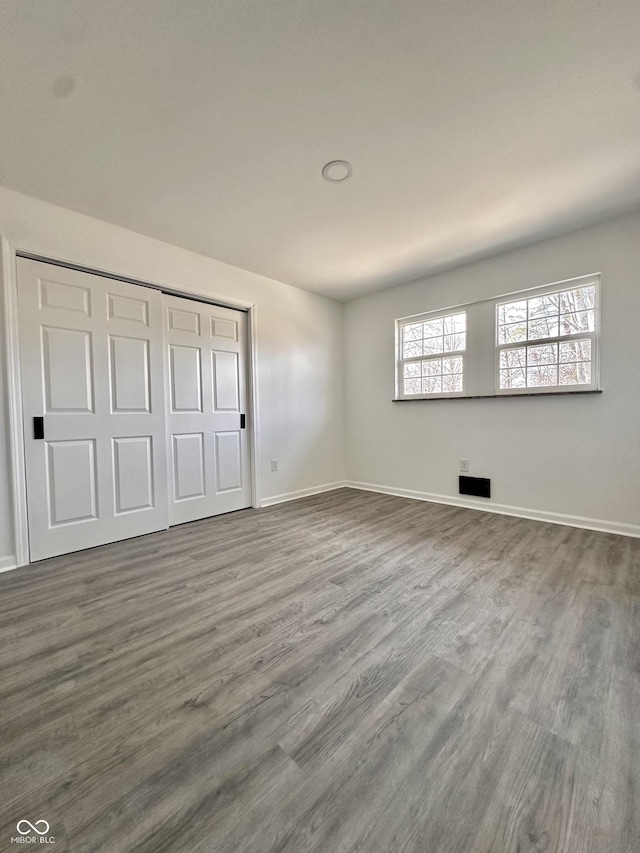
[1,237,29,568]
[1,238,261,568]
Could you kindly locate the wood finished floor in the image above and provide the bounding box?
[1,488,639,853]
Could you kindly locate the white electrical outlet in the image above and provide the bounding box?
[460,458,470,473]
[271,459,278,472]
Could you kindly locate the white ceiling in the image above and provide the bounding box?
[0,0,639,301]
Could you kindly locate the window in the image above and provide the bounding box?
[395,274,600,400]
[398,310,466,398]
[496,282,598,393]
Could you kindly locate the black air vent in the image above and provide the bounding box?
[459,476,491,498]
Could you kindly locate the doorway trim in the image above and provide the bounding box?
[1,237,261,569]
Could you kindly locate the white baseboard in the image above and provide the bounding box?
[346,481,640,539]
[0,555,19,573]
[260,481,347,508]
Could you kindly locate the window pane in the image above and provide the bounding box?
[559,310,595,335]
[528,317,559,340]
[403,378,422,395]
[528,294,559,319]
[403,362,421,378]
[559,339,591,363]
[422,359,442,376]
[443,313,466,334]
[423,337,444,355]
[500,347,526,369]
[423,318,444,339]
[443,332,466,352]
[403,322,423,342]
[527,343,558,365]
[559,285,595,314]
[527,365,559,387]
[498,337,593,390]
[498,322,527,344]
[422,376,442,394]
[403,340,423,358]
[499,300,527,325]
[442,356,463,374]
[496,285,597,349]
[443,373,463,393]
[499,368,526,389]
[559,363,591,385]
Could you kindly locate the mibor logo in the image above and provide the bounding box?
[17,822,49,836]
[11,820,55,844]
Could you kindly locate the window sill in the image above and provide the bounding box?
[393,389,602,401]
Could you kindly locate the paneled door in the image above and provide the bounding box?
[18,259,169,561]
[163,293,251,525]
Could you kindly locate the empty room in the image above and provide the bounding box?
[0,1,639,851]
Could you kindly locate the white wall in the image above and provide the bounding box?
[344,210,640,536]
[0,186,346,568]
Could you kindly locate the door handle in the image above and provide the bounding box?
[240,414,246,430]
[33,416,45,440]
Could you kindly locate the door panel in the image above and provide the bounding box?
[46,439,98,525]
[164,293,250,525]
[168,306,200,334]
[109,336,150,413]
[212,351,240,411]
[107,292,149,325]
[215,432,243,492]
[43,327,94,412]
[169,345,203,412]
[40,277,91,313]
[19,258,169,561]
[112,436,154,513]
[172,433,206,500]
[211,317,238,340]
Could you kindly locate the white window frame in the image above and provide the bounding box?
[494,275,600,395]
[395,273,601,401]
[396,307,468,400]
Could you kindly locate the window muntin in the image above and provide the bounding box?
[496,284,597,393]
[399,311,466,398]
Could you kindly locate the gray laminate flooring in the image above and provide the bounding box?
[1,488,639,852]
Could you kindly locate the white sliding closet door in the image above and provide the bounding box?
[163,293,251,525]
[18,258,169,561]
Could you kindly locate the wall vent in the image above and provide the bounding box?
[459,475,491,498]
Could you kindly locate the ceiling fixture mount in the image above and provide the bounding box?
[322,160,352,182]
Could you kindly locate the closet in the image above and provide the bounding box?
[18,258,251,561]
